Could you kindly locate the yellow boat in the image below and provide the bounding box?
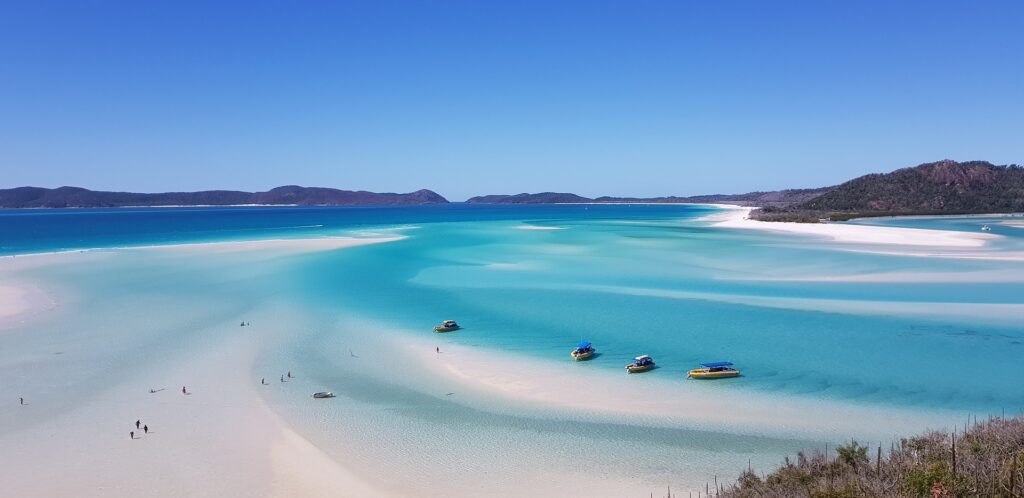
[688,361,740,379]
[625,355,655,373]
[434,320,460,332]
[570,341,595,360]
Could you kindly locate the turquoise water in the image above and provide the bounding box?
[2,205,1023,494]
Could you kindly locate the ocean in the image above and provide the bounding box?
[2,204,1022,495]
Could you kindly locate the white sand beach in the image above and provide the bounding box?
[0,237,403,498]
[2,309,387,498]
[396,335,957,443]
[712,206,996,248]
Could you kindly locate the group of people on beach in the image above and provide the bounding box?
[261,371,292,385]
[130,419,150,439]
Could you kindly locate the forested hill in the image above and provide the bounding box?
[754,160,1024,221]
[0,186,449,208]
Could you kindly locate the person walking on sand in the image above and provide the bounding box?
[436,347,439,354]
[130,431,134,439]
[261,378,265,385]
[182,386,187,395]
[287,371,291,378]
[280,375,284,383]
[135,420,140,429]
[143,425,148,434]
[19,397,24,405]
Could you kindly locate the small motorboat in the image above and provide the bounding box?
[312,391,336,399]
[434,320,460,332]
[688,361,741,379]
[570,341,595,360]
[625,355,655,373]
[982,224,992,231]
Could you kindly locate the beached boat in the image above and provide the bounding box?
[312,391,335,398]
[625,355,655,373]
[434,320,460,332]
[570,341,595,360]
[688,361,741,379]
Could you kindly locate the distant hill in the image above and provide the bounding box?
[465,192,592,204]
[466,188,831,207]
[0,186,448,208]
[594,188,832,207]
[754,160,1024,221]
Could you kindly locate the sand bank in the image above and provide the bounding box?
[394,335,957,443]
[0,282,58,329]
[132,236,404,255]
[712,207,996,248]
[1,317,388,498]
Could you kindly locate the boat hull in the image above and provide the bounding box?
[626,363,655,373]
[688,369,740,379]
[571,350,594,360]
[434,326,460,332]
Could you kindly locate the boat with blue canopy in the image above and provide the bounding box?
[570,341,595,360]
[688,361,740,379]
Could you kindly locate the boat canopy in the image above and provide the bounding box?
[635,355,650,361]
[576,341,591,349]
[701,361,733,368]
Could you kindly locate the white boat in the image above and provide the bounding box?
[312,391,335,399]
[982,224,991,231]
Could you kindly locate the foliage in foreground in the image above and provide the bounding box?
[714,416,1024,498]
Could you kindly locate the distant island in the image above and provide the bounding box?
[465,189,828,207]
[4,160,1022,220]
[468,160,1024,222]
[0,185,448,208]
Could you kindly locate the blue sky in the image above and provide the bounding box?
[1,1,1021,200]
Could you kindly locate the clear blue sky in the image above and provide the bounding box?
[1,1,1021,200]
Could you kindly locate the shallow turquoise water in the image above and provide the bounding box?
[2,205,1023,493]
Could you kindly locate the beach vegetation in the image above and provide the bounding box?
[714,415,1024,498]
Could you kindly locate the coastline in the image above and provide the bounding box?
[709,205,1002,249]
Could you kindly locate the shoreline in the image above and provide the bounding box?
[390,332,961,443]
[710,206,1002,249]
